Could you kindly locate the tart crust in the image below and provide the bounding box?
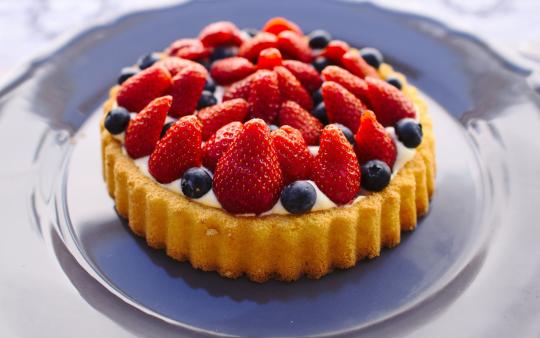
[100,63,436,282]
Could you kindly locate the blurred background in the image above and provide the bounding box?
[0,0,539,78]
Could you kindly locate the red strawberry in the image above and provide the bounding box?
[125,96,171,158]
[354,110,396,168]
[197,98,248,140]
[262,17,303,36]
[341,49,379,79]
[277,30,312,63]
[321,81,366,132]
[283,60,322,93]
[365,77,416,126]
[166,39,210,60]
[238,32,278,62]
[116,66,172,112]
[277,100,322,145]
[311,124,360,204]
[222,73,256,101]
[210,57,256,85]
[321,66,370,104]
[271,125,313,184]
[202,121,243,171]
[213,119,283,214]
[257,48,283,70]
[322,40,349,62]
[155,57,198,77]
[167,63,207,117]
[247,70,281,124]
[148,115,203,183]
[274,66,313,111]
[199,21,243,47]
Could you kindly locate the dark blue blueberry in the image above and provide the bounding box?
[386,76,402,90]
[312,56,331,72]
[395,118,422,148]
[204,77,216,92]
[269,124,279,132]
[312,88,323,106]
[360,47,383,69]
[361,160,391,192]
[137,52,161,70]
[197,58,212,70]
[333,123,355,145]
[308,30,332,49]
[280,181,317,214]
[117,67,139,85]
[312,102,329,125]
[243,28,259,37]
[181,167,213,198]
[104,107,131,134]
[211,47,237,61]
[160,121,174,138]
[197,91,218,109]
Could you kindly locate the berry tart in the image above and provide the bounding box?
[100,18,435,282]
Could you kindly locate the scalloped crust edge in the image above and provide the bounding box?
[99,63,436,282]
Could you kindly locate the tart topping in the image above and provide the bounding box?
[238,32,278,62]
[308,29,332,49]
[322,40,350,62]
[276,30,312,63]
[365,77,416,126]
[137,52,161,70]
[312,56,332,72]
[354,110,397,168]
[280,180,317,214]
[321,65,370,104]
[274,66,313,111]
[341,49,379,79]
[116,66,172,113]
[204,77,216,92]
[197,90,218,109]
[155,57,198,77]
[197,98,249,140]
[271,125,313,184]
[277,100,322,146]
[247,70,281,124]
[166,38,210,60]
[360,47,384,69]
[210,56,256,85]
[395,118,423,148]
[333,123,355,145]
[321,81,366,132]
[222,72,255,101]
[104,107,131,135]
[167,63,207,117]
[199,21,243,48]
[262,17,303,36]
[117,67,139,85]
[386,75,402,90]
[361,160,391,192]
[181,167,213,199]
[283,59,322,93]
[257,48,283,70]
[311,102,329,125]
[202,121,243,171]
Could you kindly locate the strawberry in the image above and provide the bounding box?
[277,100,322,145]
[247,70,281,124]
[311,124,360,204]
[341,49,379,79]
[365,77,416,126]
[202,121,243,171]
[213,119,283,214]
[274,66,313,111]
[148,115,203,183]
[199,21,243,47]
[125,96,171,158]
[168,63,207,117]
[116,66,172,113]
[354,110,396,168]
[222,73,256,101]
[277,30,312,63]
[321,81,366,132]
[321,66,370,104]
[155,57,198,77]
[197,98,248,140]
[271,125,313,184]
[262,17,303,36]
[238,32,278,62]
[283,60,322,93]
[322,40,349,63]
[257,48,283,70]
[165,39,210,60]
[210,57,256,85]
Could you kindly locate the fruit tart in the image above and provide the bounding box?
[100,17,436,282]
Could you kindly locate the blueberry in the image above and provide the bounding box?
[161,121,174,138]
[280,180,317,214]
[104,107,131,134]
[204,77,216,92]
[269,124,279,132]
[197,91,218,109]
[117,67,139,85]
[211,47,237,61]
[312,102,329,125]
[386,76,402,90]
[137,52,161,70]
[360,47,383,69]
[243,28,259,37]
[395,118,422,148]
[308,30,332,49]
[333,123,355,145]
[312,88,323,106]
[181,167,213,198]
[361,160,391,192]
[197,59,212,70]
[312,56,331,72]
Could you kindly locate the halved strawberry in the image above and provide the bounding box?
[262,17,303,36]
[341,49,379,79]
[116,66,172,113]
[213,119,283,214]
[148,115,203,183]
[165,39,210,60]
[247,70,281,124]
[202,121,243,171]
[168,63,207,117]
[321,81,366,133]
[222,73,256,101]
[277,30,312,63]
[321,40,349,62]
[274,66,313,111]
[283,60,322,93]
[277,100,322,145]
[271,125,313,184]
[238,32,278,62]
[210,57,256,85]
[155,57,198,77]
[354,110,396,168]
[199,21,243,47]
[311,124,360,204]
[197,98,248,140]
[365,77,416,126]
[125,96,171,158]
[321,66,370,105]
[257,47,283,70]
